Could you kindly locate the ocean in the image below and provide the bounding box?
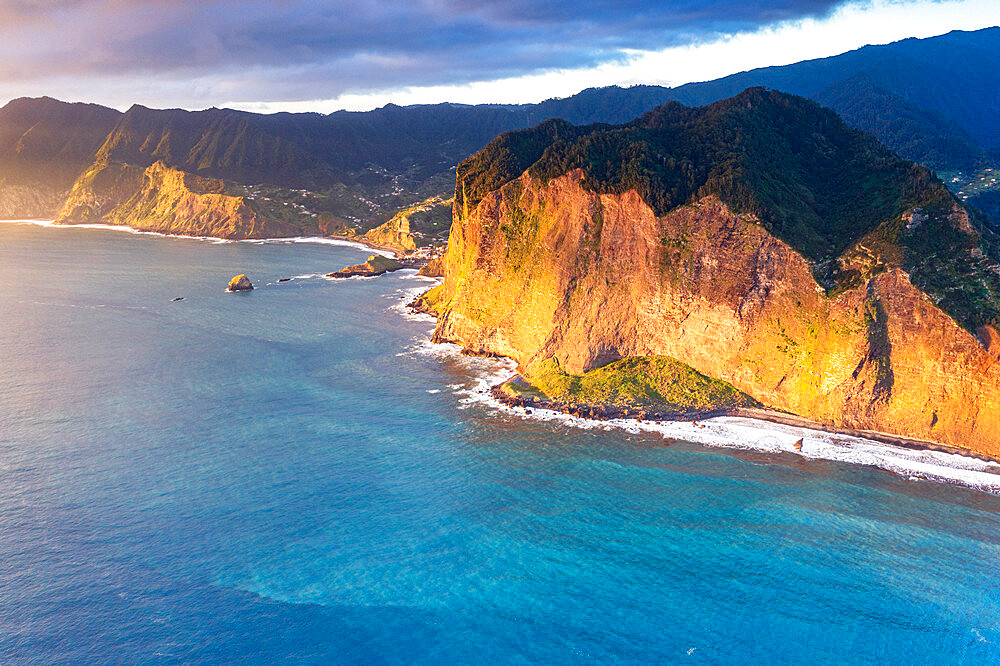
[1,220,999,663]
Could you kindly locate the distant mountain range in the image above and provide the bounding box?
[0,27,997,238]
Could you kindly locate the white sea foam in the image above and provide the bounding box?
[22,209,990,493]
[395,270,440,283]
[321,274,378,282]
[389,276,442,323]
[1,218,233,243]
[255,236,395,257]
[396,329,1000,494]
[394,307,437,324]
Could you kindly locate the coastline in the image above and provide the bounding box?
[490,382,1000,465]
[405,295,1000,493]
[325,232,409,257]
[7,216,997,492]
[0,218,399,256]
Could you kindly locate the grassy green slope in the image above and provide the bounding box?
[501,357,760,413]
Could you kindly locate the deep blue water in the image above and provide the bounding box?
[1,222,999,664]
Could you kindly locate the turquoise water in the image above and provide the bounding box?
[1,221,999,664]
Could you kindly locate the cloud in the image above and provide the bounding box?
[0,0,997,112]
[0,0,848,108]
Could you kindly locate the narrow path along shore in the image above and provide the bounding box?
[489,382,1000,465]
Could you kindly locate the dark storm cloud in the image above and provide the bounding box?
[0,0,848,104]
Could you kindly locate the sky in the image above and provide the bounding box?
[0,0,997,113]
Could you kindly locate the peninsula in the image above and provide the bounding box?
[417,88,1000,458]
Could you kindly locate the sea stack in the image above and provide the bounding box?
[227,274,254,292]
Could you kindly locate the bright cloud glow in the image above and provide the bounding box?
[229,0,1000,114]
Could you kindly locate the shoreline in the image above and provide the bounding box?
[0,218,400,256]
[7,218,997,491]
[325,232,413,258]
[477,366,1000,493]
[405,296,1000,493]
[489,382,1000,465]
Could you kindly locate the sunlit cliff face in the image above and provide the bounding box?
[427,169,1000,456]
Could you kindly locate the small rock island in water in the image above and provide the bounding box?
[227,274,254,292]
[327,254,402,278]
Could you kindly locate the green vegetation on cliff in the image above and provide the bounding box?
[460,88,944,262]
[0,97,120,189]
[455,119,587,213]
[5,29,1000,236]
[502,356,759,413]
[94,105,338,188]
[0,97,121,217]
[813,73,987,172]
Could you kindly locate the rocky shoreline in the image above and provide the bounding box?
[488,376,1000,464]
[407,290,997,464]
[327,254,428,278]
[44,216,439,258]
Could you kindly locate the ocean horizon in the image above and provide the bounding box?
[2,220,999,662]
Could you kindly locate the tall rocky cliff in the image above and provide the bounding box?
[48,104,333,238]
[424,89,1000,456]
[57,160,299,239]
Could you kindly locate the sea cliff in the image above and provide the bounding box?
[421,90,1000,457]
[56,161,300,239]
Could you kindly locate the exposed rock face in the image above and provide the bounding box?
[227,274,253,292]
[979,325,1000,361]
[327,254,403,278]
[57,161,300,239]
[427,170,1000,456]
[57,159,144,222]
[362,196,453,254]
[364,214,417,254]
[0,183,66,219]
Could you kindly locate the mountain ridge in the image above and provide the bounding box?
[1,27,997,238]
[421,89,1000,456]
